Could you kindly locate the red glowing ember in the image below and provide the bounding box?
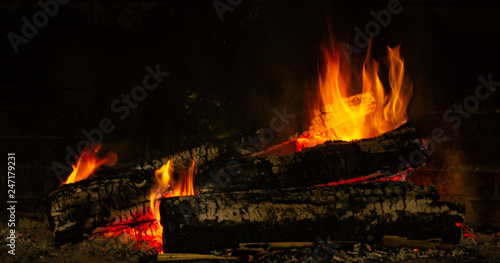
[456,223,475,239]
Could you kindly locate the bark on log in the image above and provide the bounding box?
[47,122,426,243]
[160,181,465,253]
[46,172,155,243]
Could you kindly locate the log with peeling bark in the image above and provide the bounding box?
[47,122,426,243]
[160,181,465,253]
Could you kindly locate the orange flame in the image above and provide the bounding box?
[64,145,117,184]
[302,40,412,148]
[149,157,197,251]
[150,159,174,224]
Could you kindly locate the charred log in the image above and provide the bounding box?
[195,122,426,192]
[160,181,465,253]
[46,172,155,243]
[117,128,278,174]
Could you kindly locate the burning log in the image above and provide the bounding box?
[309,92,377,136]
[47,122,425,243]
[46,172,156,243]
[160,181,465,253]
[127,128,278,173]
[195,122,426,192]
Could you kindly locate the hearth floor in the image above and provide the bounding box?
[1,212,499,263]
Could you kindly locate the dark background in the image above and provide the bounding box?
[0,0,499,227]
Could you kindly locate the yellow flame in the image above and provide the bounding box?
[64,145,117,185]
[149,159,173,223]
[307,40,412,143]
[149,157,196,223]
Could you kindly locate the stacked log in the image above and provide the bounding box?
[160,181,465,253]
[47,123,426,243]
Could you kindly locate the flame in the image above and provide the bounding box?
[149,159,174,224]
[150,157,197,222]
[169,157,196,197]
[301,39,412,148]
[64,145,117,184]
[148,157,197,252]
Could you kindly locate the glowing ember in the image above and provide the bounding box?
[97,221,163,252]
[64,145,117,185]
[456,223,475,239]
[298,39,412,149]
[295,137,310,152]
[313,169,412,187]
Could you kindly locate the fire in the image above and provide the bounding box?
[148,157,197,251]
[63,145,117,184]
[150,157,197,222]
[97,157,197,253]
[149,160,174,224]
[299,39,412,149]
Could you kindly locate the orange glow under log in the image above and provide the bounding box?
[64,145,117,185]
[96,220,163,253]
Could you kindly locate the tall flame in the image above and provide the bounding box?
[150,157,196,222]
[149,157,196,251]
[149,159,174,223]
[304,40,412,146]
[64,145,117,185]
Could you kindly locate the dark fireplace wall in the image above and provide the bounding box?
[1,1,499,227]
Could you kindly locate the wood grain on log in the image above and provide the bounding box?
[160,181,464,253]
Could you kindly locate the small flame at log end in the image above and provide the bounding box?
[63,145,117,185]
